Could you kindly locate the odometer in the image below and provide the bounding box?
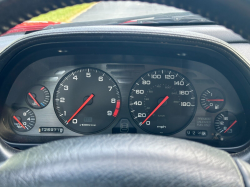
[54,68,121,134]
[129,69,197,135]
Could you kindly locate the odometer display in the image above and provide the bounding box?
[129,69,197,135]
[54,68,121,134]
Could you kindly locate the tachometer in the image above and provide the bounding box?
[54,68,121,134]
[129,69,197,135]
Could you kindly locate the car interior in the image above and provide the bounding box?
[1,0,250,186]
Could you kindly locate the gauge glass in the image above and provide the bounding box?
[12,108,36,132]
[26,85,50,109]
[200,88,225,113]
[214,111,239,136]
[129,69,197,135]
[54,68,121,134]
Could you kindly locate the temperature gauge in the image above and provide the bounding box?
[26,85,50,109]
[200,88,225,113]
[214,111,239,136]
[12,108,36,132]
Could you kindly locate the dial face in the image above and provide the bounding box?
[129,69,197,135]
[200,88,225,113]
[26,85,50,109]
[54,68,121,134]
[214,111,239,136]
[12,108,36,132]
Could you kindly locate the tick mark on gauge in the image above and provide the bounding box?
[54,68,122,134]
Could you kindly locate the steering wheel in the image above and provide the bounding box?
[1,0,250,186]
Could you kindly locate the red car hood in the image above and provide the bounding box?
[1,21,61,36]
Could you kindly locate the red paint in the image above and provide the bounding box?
[113,100,120,117]
[121,20,137,24]
[142,96,169,125]
[113,109,119,117]
[67,94,94,123]
[1,21,61,36]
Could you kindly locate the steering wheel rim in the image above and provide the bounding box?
[1,0,250,186]
[0,134,246,187]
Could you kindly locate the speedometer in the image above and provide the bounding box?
[129,69,197,135]
[54,68,121,134]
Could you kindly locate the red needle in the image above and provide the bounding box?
[142,95,169,125]
[206,99,224,101]
[13,116,26,129]
[28,92,40,107]
[224,120,237,133]
[67,94,94,123]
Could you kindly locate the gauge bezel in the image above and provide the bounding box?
[53,67,122,134]
[11,107,36,132]
[200,87,226,113]
[214,111,241,137]
[128,68,197,135]
[26,85,51,109]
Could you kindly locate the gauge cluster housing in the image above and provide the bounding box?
[0,27,250,153]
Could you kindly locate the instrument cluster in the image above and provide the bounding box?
[2,54,247,149]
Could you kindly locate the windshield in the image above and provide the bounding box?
[30,1,210,24]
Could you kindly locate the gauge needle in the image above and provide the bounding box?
[141,95,169,125]
[13,116,26,129]
[28,92,40,107]
[67,94,95,123]
[224,120,237,133]
[206,99,224,101]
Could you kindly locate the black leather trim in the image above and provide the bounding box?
[0,137,19,163]
[1,26,250,75]
[0,134,245,187]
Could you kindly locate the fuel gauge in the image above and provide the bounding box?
[200,88,225,113]
[26,85,50,109]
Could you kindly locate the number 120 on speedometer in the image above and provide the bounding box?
[129,69,197,135]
